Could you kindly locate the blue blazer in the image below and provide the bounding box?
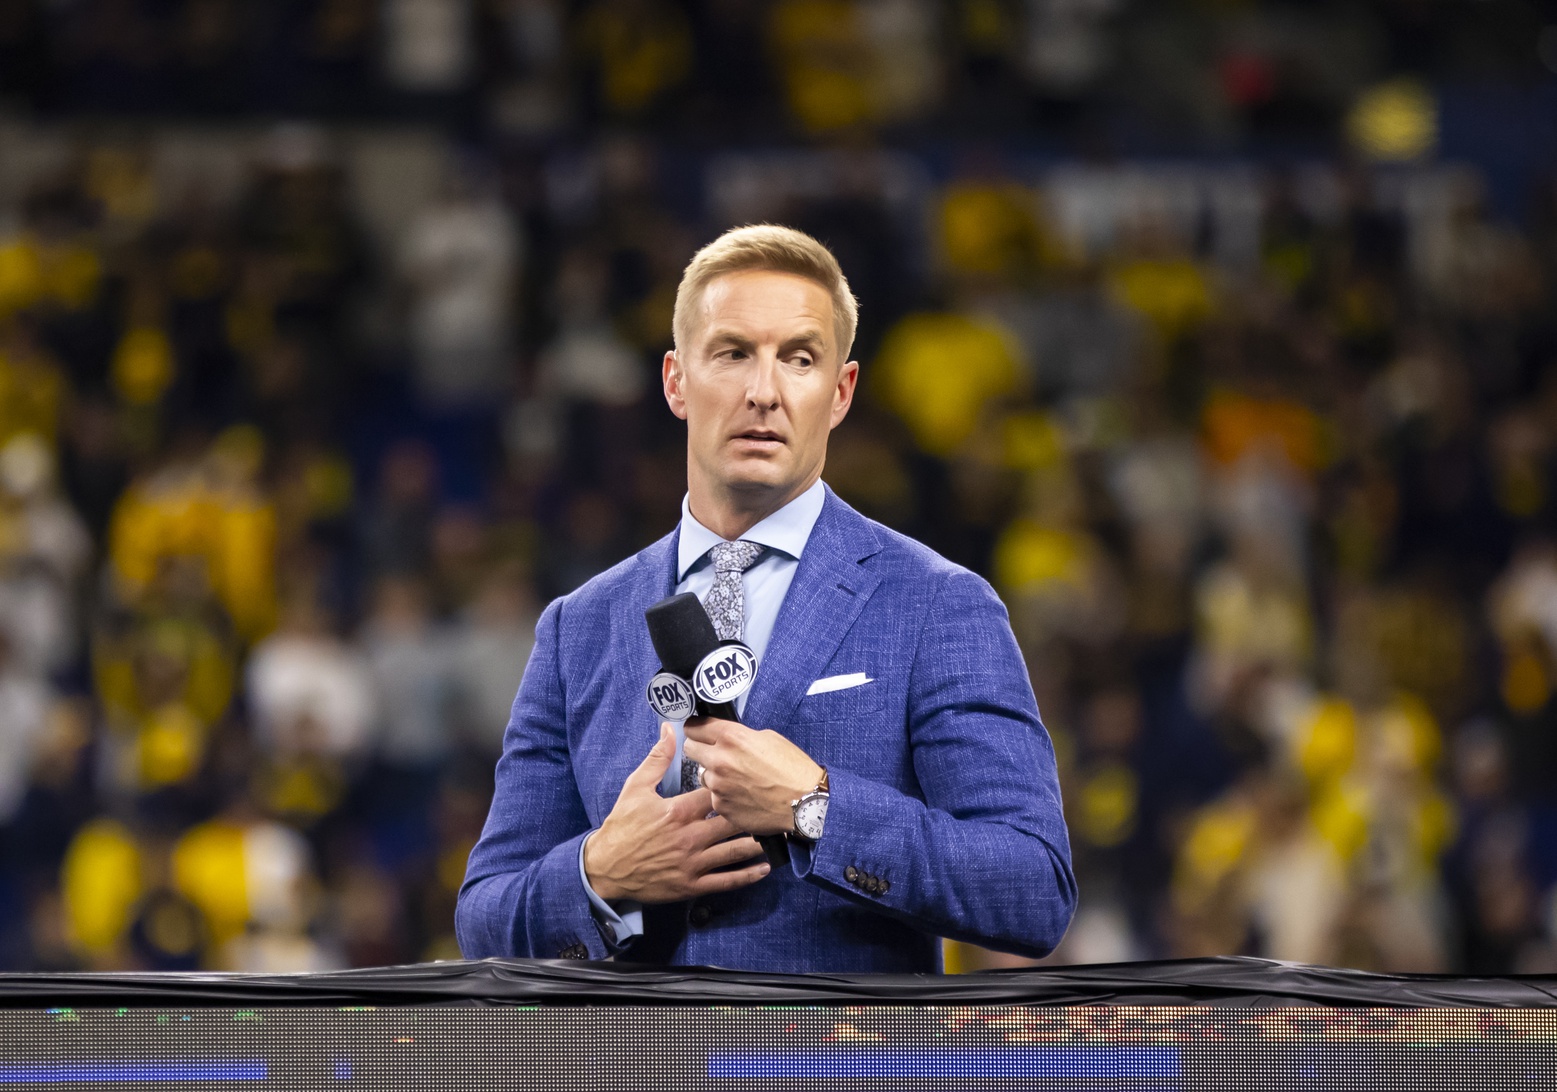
[456,488,1076,972]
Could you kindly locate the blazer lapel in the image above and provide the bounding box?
[597,528,682,807]
[744,490,883,732]
[628,525,682,676]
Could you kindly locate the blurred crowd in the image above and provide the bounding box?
[0,133,545,970]
[0,0,1556,977]
[0,0,1548,142]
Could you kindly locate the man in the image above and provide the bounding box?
[456,225,1075,972]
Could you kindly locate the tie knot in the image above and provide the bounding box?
[710,540,763,574]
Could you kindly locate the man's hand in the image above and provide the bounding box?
[584,723,771,903]
[682,717,824,836]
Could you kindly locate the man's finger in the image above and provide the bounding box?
[696,835,764,871]
[622,723,676,792]
[689,814,744,849]
[691,860,772,895]
[682,738,709,767]
[668,786,714,819]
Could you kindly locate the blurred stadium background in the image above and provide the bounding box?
[0,0,1555,976]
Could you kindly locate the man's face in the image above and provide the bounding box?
[664,270,858,509]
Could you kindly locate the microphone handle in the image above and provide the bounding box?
[695,702,790,868]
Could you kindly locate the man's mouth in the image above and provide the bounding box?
[734,430,784,444]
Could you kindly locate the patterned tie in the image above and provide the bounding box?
[682,539,764,793]
[702,540,765,641]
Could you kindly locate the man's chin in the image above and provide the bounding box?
[718,449,784,478]
[718,463,804,500]
[722,473,787,496]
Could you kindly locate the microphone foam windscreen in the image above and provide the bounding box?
[645,592,720,677]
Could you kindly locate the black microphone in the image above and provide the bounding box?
[645,592,788,867]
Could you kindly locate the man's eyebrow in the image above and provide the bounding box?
[783,331,828,352]
[702,329,829,353]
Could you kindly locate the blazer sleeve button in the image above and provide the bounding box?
[844,865,859,884]
[878,878,890,894]
[689,904,713,926]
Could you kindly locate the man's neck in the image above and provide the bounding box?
[687,474,820,541]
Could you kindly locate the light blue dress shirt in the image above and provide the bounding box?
[579,479,828,947]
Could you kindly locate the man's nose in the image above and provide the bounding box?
[746,353,781,409]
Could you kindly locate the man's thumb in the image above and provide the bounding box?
[627,723,675,789]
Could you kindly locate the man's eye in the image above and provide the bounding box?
[793,355,814,368]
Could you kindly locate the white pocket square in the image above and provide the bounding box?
[806,673,874,696]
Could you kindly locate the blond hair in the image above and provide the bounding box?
[672,224,859,359]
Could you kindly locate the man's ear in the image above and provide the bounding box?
[663,350,688,420]
[830,360,860,430]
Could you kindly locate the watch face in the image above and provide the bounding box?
[795,794,828,841]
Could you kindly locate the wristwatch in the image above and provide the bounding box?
[790,767,830,842]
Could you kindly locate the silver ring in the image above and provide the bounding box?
[695,763,707,787]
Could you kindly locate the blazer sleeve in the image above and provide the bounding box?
[455,597,617,960]
[788,569,1077,958]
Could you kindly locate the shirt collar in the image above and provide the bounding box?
[677,478,827,582]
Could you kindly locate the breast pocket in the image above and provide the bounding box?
[790,677,888,724]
